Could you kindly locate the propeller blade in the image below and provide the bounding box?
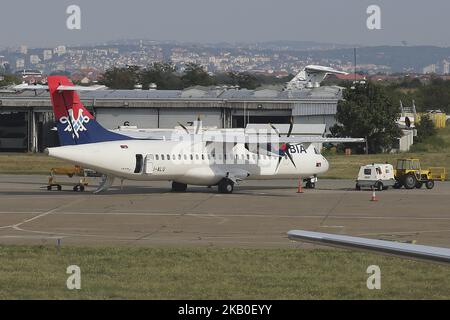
[269,123,281,137]
[275,155,283,172]
[287,117,294,137]
[178,122,190,134]
[195,116,201,134]
[285,143,297,168]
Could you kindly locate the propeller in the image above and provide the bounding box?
[269,117,296,171]
[178,122,190,134]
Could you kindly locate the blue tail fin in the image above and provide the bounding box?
[48,76,129,145]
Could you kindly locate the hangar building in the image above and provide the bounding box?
[0,86,343,152]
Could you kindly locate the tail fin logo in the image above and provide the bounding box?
[60,108,90,139]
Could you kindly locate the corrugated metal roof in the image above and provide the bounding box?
[292,102,338,116]
[1,86,342,101]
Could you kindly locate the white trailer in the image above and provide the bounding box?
[356,164,396,191]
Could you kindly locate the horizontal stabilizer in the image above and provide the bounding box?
[288,230,450,263]
[14,83,106,92]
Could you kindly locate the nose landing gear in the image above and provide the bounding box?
[304,176,317,189]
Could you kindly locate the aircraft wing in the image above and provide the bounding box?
[199,133,365,144]
[288,230,450,264]
[13,84,106,91]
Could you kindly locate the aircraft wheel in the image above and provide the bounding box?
[355,184,361,191]
[425,180,435,189]
[218,179,234,194]
[172,181,187,192]
[306,181,316,189]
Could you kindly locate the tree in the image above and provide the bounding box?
[415,114,436,143]
[330,82,402,154]
[101,65,140,89]
[226,71,260,89]
[139,62,182,90]
[181,63,214,88]
[0,74,21,87]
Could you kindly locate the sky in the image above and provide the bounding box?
[1,0,450,48]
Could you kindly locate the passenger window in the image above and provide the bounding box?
[167,154,170,160]
[155,154,159,160]
[161,154,165,160]
[178,154,181,160]
[195,154,199,160]
[190,154,193,160]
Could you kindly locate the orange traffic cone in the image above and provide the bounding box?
[297,177,304,193]
[370,188,378,202]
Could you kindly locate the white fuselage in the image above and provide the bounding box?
[46,139,329,186]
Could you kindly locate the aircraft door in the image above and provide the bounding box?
[145,154,154,174]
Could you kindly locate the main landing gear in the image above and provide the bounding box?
[218,178,234,194]
[171,181,187,192]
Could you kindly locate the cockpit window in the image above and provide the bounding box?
[314,148,320,154]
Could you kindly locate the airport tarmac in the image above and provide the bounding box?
[0,174,449,248]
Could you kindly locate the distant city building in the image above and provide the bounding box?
[30,55,40,65]
[19,45,28,55]
[54,45,66,56]
[443,60,450,75]
[15,69,44,84]
[43,50,53,61]
[423,64,437,74]
[16,58,25,69]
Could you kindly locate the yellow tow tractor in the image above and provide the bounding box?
[393,159,447,190]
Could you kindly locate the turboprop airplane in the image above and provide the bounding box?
[21,76,365,193]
